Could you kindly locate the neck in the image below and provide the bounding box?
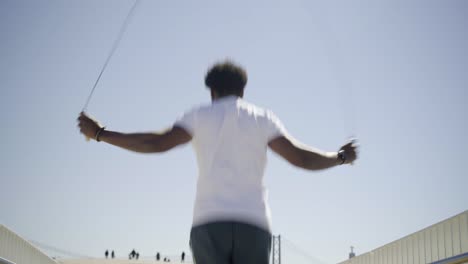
[211,90,244,101]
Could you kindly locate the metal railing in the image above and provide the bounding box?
[0,225,57,264]
[0,257,16,264]
[338,210,468,264]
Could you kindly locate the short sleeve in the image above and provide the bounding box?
[174,108,197,136]
[265,110,288,141]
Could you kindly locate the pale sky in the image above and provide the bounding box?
[1,1,467,263]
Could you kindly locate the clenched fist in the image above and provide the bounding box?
[77,112,103,141]
[338,139,359,164]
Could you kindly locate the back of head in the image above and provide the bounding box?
[205,60,248,97]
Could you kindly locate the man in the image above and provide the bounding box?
[78,60,358,264]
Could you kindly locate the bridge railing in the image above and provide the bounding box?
[0,256,16,264]
[0,224,57,264]
[338,210,468,264]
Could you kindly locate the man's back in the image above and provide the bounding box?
[176,95,286,231]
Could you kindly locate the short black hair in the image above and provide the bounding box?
[205,60,247,96]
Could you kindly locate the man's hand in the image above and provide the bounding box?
[339,139,359,164]
[77,112,103,141]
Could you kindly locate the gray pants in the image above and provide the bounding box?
[190,221,272,264]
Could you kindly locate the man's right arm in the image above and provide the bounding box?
[77,112,191,153]
[98,126,191,153]
[268,136,357,171]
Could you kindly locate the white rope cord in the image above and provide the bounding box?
[302,5,358,140]
[30,240,92,259]
[82,0,140,112]
[282,236,329,264]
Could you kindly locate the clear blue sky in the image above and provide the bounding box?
[1,1,467,263]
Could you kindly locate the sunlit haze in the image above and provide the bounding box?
[1,1,467,263]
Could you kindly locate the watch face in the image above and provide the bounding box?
[338,150,346,163]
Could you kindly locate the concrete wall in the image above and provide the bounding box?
[0,224,57,264]
[338,211,468,264]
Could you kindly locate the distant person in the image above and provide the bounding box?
[105,249,109,259]
[111,250,115,259]
[181,251,185,262]
[136,252,139,260]
[78,60,358,264]
[156,252,160,261]
[130,249,136,259]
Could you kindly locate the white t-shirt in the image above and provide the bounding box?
[175,95,287,232]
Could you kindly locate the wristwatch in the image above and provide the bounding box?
[337,150,347,165]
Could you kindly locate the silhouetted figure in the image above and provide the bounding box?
[349,246,356,259]
[156,252,160,261]
[136,252,139,260]
[130,249,136,259]
[164,257,167,262]
[181,251,185,262]
[111,250,115,259]
[105,250,109,259]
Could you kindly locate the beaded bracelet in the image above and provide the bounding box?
[95,127,106,142]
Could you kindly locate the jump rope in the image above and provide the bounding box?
[81,1,357,149]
